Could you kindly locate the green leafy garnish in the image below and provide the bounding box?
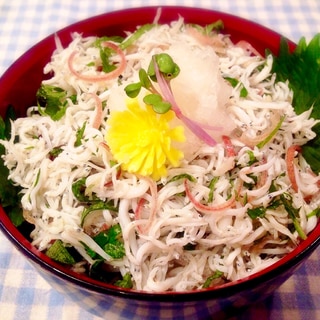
[124,53,180,114]
[36,84,76,121]
[120,24,155,50]
[74,122,86,147]
[256,115,285,149]
[272,35,320,117]
[72,177,118,225]
[46,239,76,265]
[243,173,258,190]
[307,207,320,218]
[224,77,248,98]
[80,201,118,226]
[138,68,152,88]
[72,177,91,202]
[147,53,180,81]
[0,107,24,226]
[246,150,258,166]
[94,36,124,73]
[247,206,267,219]
[82,225,125,260]
[33,169,41,188]
[124,82,142,98]
[49,146,63,160]
[271,34,320,173]
[114,272,133,288]
[167,173,197,183]
[208,177,219,203]
[143,94,171,113]
[280,193,307,240]
[189,20,224,35]
[248,188,306,239]
[247,190,281,220]
[202,270,223,288]
[93,224,125,259]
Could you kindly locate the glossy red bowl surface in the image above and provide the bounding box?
[0,6,319,320]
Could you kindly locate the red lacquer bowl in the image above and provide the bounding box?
[0,6,319,320]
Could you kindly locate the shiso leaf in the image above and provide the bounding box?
[0,106,23,226]
[46,240,76,265]
[271,34,320,173]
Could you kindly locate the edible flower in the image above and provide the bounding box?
[125,53,217,147]
[105,98,185,180]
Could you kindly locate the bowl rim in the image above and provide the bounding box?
[1,209,319,302]
[0,5,319,302]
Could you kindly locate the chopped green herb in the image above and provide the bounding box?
[81,241,100,259]
[72,177,90,202]
[267,198,282,210]
[224,77,248,98]
[256,115,285,149]
[94,36,124,73]
[247,206,267,219]
[307,207,320,218]
[74,122,86,147]
[167,173,197,183]
[49,146,63,160]
[120,24,155,50]
[240,85,248,98]
[33,169,41,187]
[114,272,133,288]
[280,193,307,240]
[100,47,117,73]
[7,206,24,228]
[203,270,223,288]
[0,106,23,226]
[208,177,219,203]
[189,20,224,35]
[46,240,76,265]
[247,195,281,220]
[86,61,96,67]
[246,150,258,166]
[80,201,118,226]
[103,241,125,259]
[96,224,122,244]
[94,36,124,47]
[243,173,258,190]
[92,224,125,259]
[36,84,76,120]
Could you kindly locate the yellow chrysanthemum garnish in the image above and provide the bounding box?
[105,99,185,180]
